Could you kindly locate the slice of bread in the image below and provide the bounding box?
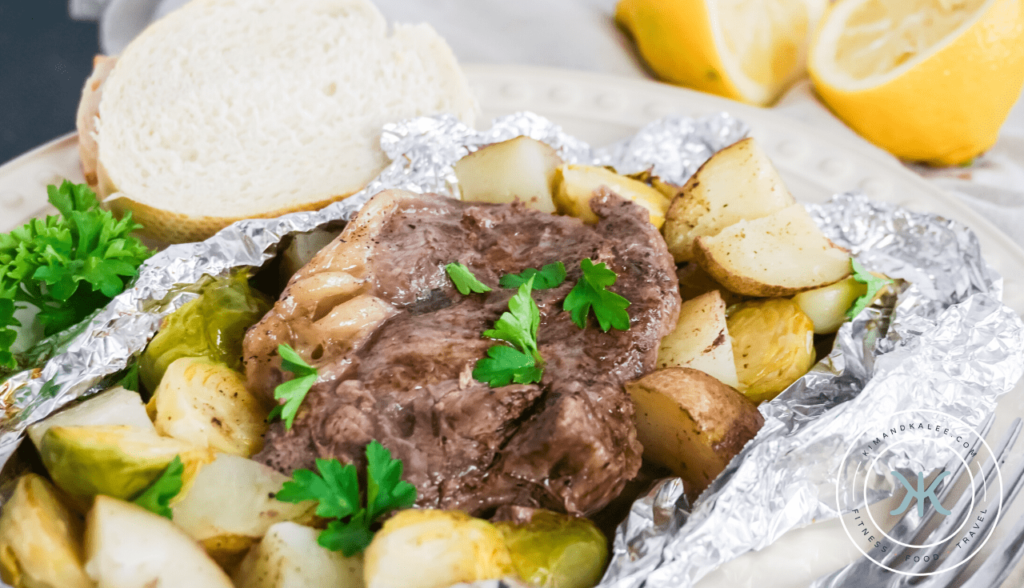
[77,0,478,243]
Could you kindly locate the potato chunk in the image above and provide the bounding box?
[727,299,816,403]
[662,138,795,263]
[27,386,154,452]
[455,136,563,213]
[0,474,91,588]
[553,164,670,228]
[694,204,851,297]
[233,522,363,588]
[148,357,269,456]
[85,495,234,588]
[626,368,763,501]
[172,454,316,570]
[656,291,740,388]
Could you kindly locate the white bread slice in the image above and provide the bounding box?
[85,0,478,243]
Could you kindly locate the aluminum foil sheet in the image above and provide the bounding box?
[1,111,1022,588]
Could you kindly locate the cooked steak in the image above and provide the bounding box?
[244,189,680,516]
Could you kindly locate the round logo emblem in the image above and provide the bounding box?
[836,409,1006,575]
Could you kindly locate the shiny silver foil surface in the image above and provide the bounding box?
[1,112,1022,588]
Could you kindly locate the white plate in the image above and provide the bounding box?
[1,65,1022,587]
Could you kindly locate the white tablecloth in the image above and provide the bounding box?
[70,0,1024,246]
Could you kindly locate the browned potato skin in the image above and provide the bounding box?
[626,368,763,501]
[692,236,849,298]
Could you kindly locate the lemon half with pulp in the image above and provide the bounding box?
[810,0,1024,165]
[616,0,828,106]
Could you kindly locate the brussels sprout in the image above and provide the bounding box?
[27,386,155,452]
[495,509,608,588]
[0,474,92,588]
[727,298,816,404]
[364,509,514,588]
[234,522,363,588]
[148,357,269,456]
[140,272,271,392]
[40,425,214,506]
[792,277,868,335]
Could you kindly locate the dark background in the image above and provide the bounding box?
[0,0,99,166]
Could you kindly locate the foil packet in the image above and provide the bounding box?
[1,111,1022,588]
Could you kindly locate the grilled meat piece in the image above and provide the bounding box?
[244,189,680,516]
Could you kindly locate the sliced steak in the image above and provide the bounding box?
[244,189,680,516]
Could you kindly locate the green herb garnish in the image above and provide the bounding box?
[474,277,545,386]
[132,455,184,519]
[268,344,318,429]
[445,263,492,295]
[472,345,545,387]
[563,259,630,332]
[0,181,152,370]
[276,441,416,556]
[846,259,893,320]
[499,262,566,290]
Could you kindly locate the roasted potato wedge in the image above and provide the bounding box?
[85,495,234,588]
[626,368,763,501]
[693,204,851,297]
[0,474,91,588]
[455,136,563,213]
[662,138,795,263]
[656,291,740,388]
[27,386,154,452]
[233,522,364,588]
[727,298,816,403]
[173,454,316,570]
[148,357,269,457]
[553,164,670,228]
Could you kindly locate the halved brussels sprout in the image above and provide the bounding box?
[0,474,92,588]
[364,509,514,588]
[140,272,271,392]
[148,357,269,456]
[495,509,608,588]
[40,425,214,506]
[727,298,816,404]
[792,277,868,335]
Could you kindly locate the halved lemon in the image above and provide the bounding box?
[810,0,1024,165]
[616,0,828,106]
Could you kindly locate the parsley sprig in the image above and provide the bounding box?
[473,277,545,386]
[276,441,416,556]
[268,344,318,430]
[0,181,152,370]
[499,262,566,290]
[563,259,630,332]
[445,263,492,295]
[132,455,184,519]
[846,259,893,320]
